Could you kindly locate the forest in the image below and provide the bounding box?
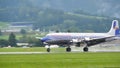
[0,0,119,32]
[0,0,120,47]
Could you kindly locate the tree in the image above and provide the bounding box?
[0,29,2,36]
[0,39,9,47]
[20,29,27,35]
[67,30,71,33]
[56,30,59,33]
[27,37,43,47]
[8,32,17,47]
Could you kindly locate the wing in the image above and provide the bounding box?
[83,36,116,46]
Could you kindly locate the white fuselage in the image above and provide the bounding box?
[41,20,119,42]
[46,33,113,40]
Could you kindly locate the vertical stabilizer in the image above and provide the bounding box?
[108,20,120,36]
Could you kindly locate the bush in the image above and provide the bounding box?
[0,39,9,47]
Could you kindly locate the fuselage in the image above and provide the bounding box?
[41,20,120,43]
[41,32,113,42]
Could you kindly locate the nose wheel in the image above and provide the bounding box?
[47,48,51,52]
[66,47,71,52]
[46,45,51,52]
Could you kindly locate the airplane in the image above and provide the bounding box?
[40,20,120,52]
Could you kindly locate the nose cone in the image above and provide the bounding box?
[41,37,50,42]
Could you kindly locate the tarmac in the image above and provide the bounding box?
[72,40,120,52]
[0,40,120,54]
[0,45,120,54]
[0,52,48,54]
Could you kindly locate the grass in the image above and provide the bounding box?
[0,47,65,52]
[0,52,120,68]
[0,35,9,40]
[0,32,46,40]
[0,33,38,40]
[0,34,22,40]
[0,47,46,52]
[0,22,8,29]
[0,47,120,68]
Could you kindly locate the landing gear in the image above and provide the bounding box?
[46,45,51,52]
[82,41,89,52]
[47,48,51,52]
[83,47,88,52]
[66,47,71,52]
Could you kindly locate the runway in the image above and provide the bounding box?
[0,43,120,54]
[72,44,120,52]
[0,52,48,54]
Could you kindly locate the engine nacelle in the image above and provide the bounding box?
[84,37,91,41]
[72,39,81,43]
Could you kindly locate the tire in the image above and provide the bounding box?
[66,47,71,52]
[47,48,50,52]
[83,47,88,52]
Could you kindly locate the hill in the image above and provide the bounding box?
[0,0,119,32]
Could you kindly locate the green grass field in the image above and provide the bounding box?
[0,47,65,52]
[0,47,46,52]
[0,48,120,68]
[0,52,120,68]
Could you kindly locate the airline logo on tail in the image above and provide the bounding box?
[113,20,119,30]
[113,20,120,35]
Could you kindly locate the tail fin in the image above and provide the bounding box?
[108,20,120,36]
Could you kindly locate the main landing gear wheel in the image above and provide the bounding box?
[66,47,71,52]
[47,48,51,52]
[83,47,88,52]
